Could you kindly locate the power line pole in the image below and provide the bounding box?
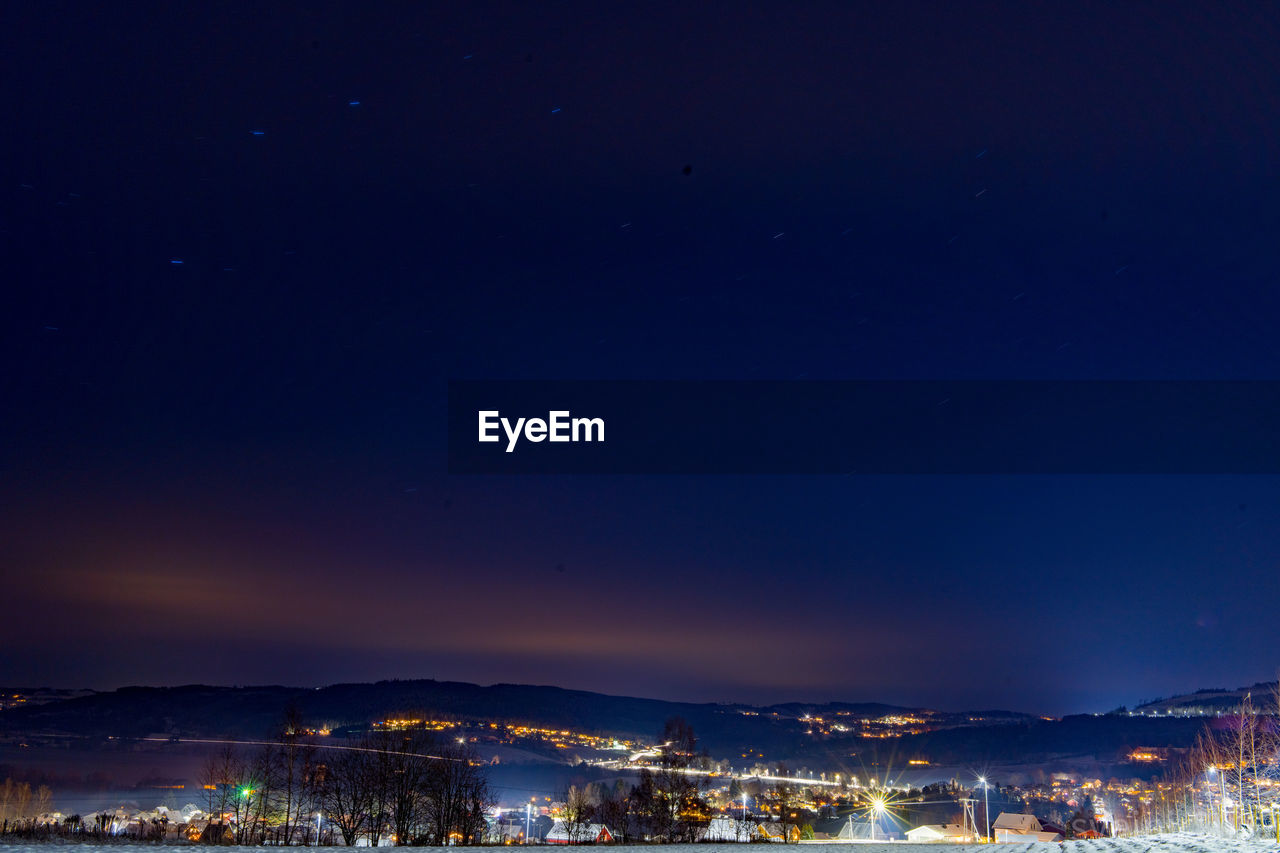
[961,798,978,842]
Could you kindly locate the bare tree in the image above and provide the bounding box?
[1216,695,1264,834]
[773,768,798,844]
[1264,681,1280,819]
[270,706,316,845]
[633,717,708,842]
[589,780,630,842]
[559,785,592,844]
[457,753,493,845]
[421,742,492,845]
[318,746,371,846]
[0,778,13,823]
[200,746,241,831]
[34,785,52,817]
[14,782,31,822]
[378,727,434,845]
[1192,701,1270,835]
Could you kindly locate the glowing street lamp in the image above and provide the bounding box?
[979,777,991,842]
[1208,765,1226,829]
[869,796,886,841]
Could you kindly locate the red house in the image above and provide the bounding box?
[545,821,614,844]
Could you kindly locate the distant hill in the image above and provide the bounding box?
[0,679,923,755]
[0,678,1225,774]
[0,680,1046,767]
[1132,681,1278,715]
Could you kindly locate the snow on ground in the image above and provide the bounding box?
[3,838,1279,852]
[1,837,1276,852]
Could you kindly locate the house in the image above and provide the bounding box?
[905,823,974,842]
[545,820,614,844]
[992,812,1063,842]
[702,816,756,841]
[757,821,802,843]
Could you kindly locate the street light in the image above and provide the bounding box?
[1208,765,1226,831]
[1206,765,1216,830]
[979,777,991,842]
[742,793,748,822]
[869,796,886,841]
[525,800,532,844]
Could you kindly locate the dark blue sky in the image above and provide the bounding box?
[2,1,1279,714]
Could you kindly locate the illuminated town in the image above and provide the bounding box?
[4,684,1279,845]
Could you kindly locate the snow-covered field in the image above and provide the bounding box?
[2,838,1276,853]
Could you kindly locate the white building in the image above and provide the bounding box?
[992,812,1062,842]
[701,816,756,841]
[905,823,975,842]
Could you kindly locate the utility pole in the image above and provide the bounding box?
[979,778,992,842]
[960,798,978,843]
[1218,770,1227,832]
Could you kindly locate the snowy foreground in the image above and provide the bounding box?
[2,837,1276,853]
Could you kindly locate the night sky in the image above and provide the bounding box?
[3,2,1280,715]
